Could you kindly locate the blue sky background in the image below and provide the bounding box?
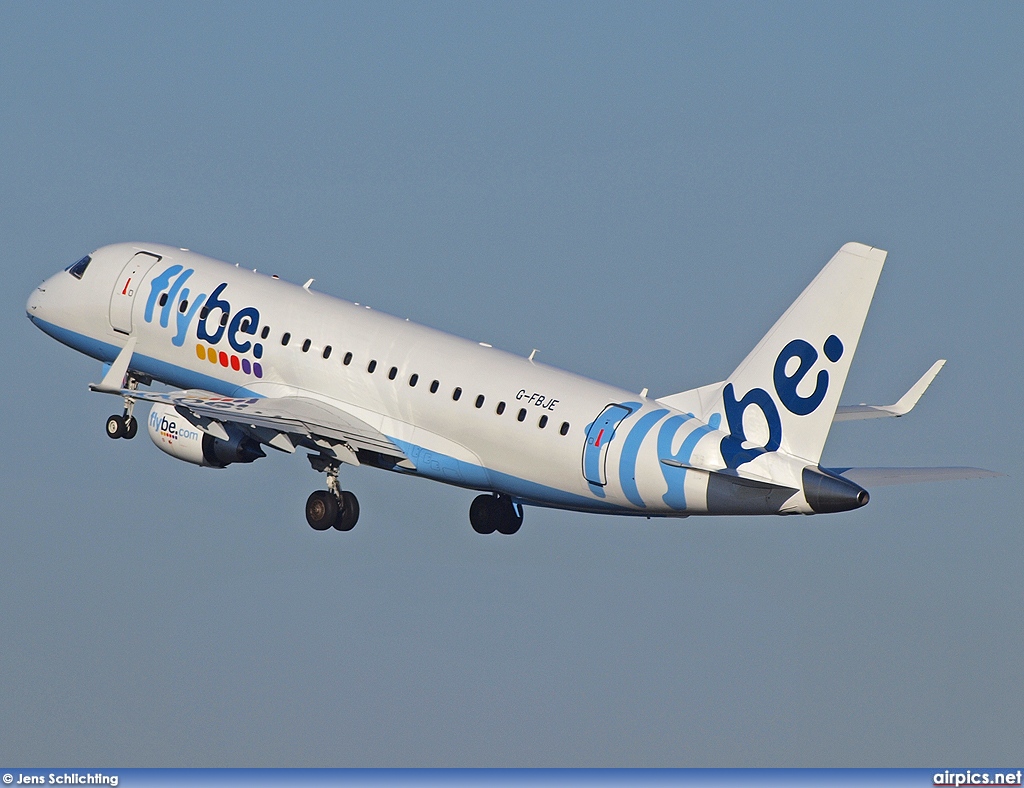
[1,1,1020,766]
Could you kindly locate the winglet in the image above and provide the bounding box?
[834,359,946,422]
[89,337,137,394]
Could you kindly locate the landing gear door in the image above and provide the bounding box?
[109,252,161,335]
[582,404,633,486]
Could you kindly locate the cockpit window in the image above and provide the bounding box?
[66,255,91,280]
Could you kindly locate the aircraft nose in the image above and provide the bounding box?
[26,269,62,322]
[26,282,47,319]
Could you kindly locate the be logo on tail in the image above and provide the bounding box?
[721,335,844,469]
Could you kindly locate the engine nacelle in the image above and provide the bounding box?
[147,403,265,468]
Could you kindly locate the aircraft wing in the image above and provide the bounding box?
[834,360,945,421]
[830,466,1002,487]
[87,337,408,465]
[103,387,408,464]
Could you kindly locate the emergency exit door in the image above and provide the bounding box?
[582,404,633,486]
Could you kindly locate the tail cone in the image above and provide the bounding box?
[803,467,869,513]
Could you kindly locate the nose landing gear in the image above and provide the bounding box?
[105,374,141,440]
[306,456,360,531]
[470,494,523,535]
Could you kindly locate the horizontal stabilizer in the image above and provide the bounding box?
[830,466,1002,487]
[834,360,945,421]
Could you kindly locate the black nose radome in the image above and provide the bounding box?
[803,467,870,514]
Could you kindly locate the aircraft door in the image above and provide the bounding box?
[582,404,633,486]
[109,252,161,334]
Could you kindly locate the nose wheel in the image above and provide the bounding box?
[306,457,360,531]
[470,494,523,535]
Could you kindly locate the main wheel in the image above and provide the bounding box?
[123,415,139,440]
[495,498,523,535]
[105,415,126,439]
[470,494,498,534]
[334,490,360,531]
[305,490,338,531]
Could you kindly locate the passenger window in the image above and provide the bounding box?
[496,401,506,415]
[517,408,527,422]
[281,332,291,346]
[159,293,168,307]
[323,345,332,359]
[560,422,570,436]
[475,395,485,409]
[367,360,377,373]
[539,415,548,428]
[302,339,311,352]
[179,300,189,313]
[261,326,270,339]
[200,307,209,319]
[430,380,439,394]
[343,352,353,366]
[220,312,229,326]
[409,374,419,387]
[388,366,398,380]
[453,387,462,401]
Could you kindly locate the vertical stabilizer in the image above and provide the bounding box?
[665,243,887,467]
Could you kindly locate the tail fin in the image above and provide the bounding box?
[660,242,887,466]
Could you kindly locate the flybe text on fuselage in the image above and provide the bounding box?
[143,264,267,378]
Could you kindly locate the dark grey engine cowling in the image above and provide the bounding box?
[802,467,870,513]
[200,429,265,467]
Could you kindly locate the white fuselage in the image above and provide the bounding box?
[28,242,821,516]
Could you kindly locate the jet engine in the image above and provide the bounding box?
[147,403,265,468]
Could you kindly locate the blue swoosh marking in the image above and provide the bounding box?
[656,413,721,511]
[618,408,669,507]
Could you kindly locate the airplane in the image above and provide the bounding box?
[25,241,997,534]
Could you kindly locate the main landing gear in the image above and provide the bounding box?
[105,413,138,440]
[470,494,523,535]
[306,456,360,532]
[105,374,141,440]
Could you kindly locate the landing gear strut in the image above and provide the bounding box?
[306,456,360,531]
[105,374,140,440]
[470,494,523,535]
